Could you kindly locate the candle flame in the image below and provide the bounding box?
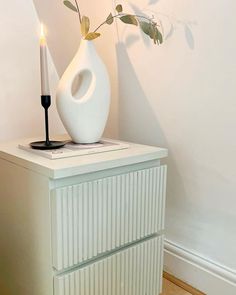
[40,23,46,45]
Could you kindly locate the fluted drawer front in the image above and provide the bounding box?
[54,236,163,295]
[51,165,167,270]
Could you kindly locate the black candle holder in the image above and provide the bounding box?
[30,95,66,150]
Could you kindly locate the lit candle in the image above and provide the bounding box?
[40,24,50,96]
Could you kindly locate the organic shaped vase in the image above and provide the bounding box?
[56,39,111,143]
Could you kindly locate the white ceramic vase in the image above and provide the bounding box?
[56,39,111,143]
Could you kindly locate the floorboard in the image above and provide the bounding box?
[161,278,192,295]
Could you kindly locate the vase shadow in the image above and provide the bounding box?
[116,41,190,243]
[116,42,166,147]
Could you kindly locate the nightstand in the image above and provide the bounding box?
[0,137,167,295]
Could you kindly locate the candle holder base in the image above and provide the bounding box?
[30,141,66,150]
[30,95,66,150]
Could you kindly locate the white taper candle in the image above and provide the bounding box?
[40,24,50,96]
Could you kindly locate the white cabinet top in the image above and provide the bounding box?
[0,136,168,179]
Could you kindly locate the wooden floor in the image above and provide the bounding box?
[161,278,191,295]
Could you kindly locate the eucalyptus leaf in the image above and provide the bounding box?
[120,15,138,26]
[149,24,156,40]
[139,21,151,36]
[153,28,158,44]
[63,0,78,12]
[85,32,101,40]
[116,4,123,13]
[106,13,114,25]
[81,16,90,37]
[140,21,158,43]
[155,28,163,44]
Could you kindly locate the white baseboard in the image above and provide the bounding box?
[164,239,236,295]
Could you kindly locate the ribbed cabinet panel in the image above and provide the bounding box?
[54,236,163,295]
[51,165,167,271]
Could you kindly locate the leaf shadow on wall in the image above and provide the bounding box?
[116,41,190,234]
[128,1,196,50]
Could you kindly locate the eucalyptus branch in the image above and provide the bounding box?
[93,14,121,33]
[74,0,82,24]
[63,2,164,44]
[93,13,157,33]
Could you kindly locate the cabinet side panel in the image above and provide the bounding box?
[0,159,53,295]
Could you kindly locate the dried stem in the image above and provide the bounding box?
[93,13,155,33]
[74,0,82,24]
[94,14,120,33]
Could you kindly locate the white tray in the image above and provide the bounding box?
[19,139,129,160]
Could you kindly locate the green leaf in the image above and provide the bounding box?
[81,16,90,37]
[116,4,123,13]
[63,0,78,12]
[106,13,114,25]
[85,32,101,40]
[140,21,155,40]
[120,15,138,26]
[139,21,152,36]
[149,24,156,40]
[139,21,163,45]
[154,27,163,44]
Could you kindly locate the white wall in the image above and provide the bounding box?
[0,0,64,142]
[115,0,236,293]
[2,0,236,293]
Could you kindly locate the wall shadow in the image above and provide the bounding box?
[116,42,190,239]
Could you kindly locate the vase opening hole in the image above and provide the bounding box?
[71,70,93,101]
